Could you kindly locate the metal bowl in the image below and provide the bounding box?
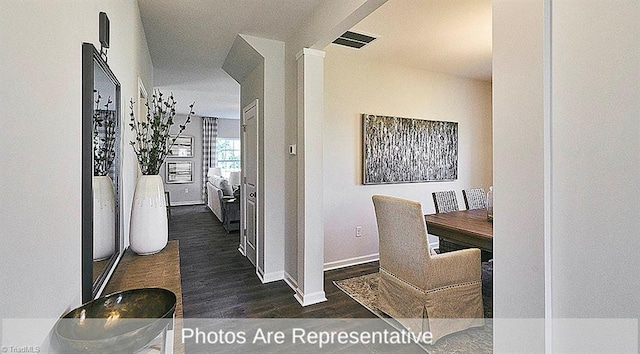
[55,288,176,353]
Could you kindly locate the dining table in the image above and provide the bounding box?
[424,209,493,253]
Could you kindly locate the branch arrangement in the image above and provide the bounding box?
[93,93,116,176]
[129,91,195,175]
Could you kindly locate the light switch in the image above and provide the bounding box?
[289,144,297,155]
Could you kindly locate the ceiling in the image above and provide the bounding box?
[137,0,325,118]
[350,0,491,81]
[138,0,491,118]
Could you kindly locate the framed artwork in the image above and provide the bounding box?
[168,135,193,157]
[166,161,193,183]
[362,113,458,184]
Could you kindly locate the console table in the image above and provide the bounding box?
[104,240,184,354]
[222,197,240,232]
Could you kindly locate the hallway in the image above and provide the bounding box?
[168,205,379,318]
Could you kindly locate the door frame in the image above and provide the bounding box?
[240,99,259,267]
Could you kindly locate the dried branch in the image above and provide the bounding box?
[129,90,195,175]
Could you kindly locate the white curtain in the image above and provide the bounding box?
[202,117,218,202]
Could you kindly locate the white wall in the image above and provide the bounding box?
[550,1,640,351]
[159,114,204,205]
[323,46,493,267]
[0,0,152,343]
[283,0,388,289]
[493,0,640,351]
[226,33,287,282]
[492,1,547,350]
[217,118,241,139]
[240,35,287,282]
[158,116,239,206]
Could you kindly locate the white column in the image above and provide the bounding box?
[493,0,548,351]
[295,48,327,306]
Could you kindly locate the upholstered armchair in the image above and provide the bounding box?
[372,195,484,343]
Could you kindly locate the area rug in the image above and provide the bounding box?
[334,262,493,353]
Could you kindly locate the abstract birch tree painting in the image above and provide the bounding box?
[363,114,458,184]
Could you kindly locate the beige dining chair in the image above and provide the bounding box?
[372,195,484,343]
[462,188,486,210]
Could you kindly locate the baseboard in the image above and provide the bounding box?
[323,253,379,271]
[257,269,284,284]
[170,201,203,206]
[284,270,298,290]
[294,289,327,307]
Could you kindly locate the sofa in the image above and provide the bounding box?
[206,175,240,231]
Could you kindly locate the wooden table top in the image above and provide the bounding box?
[425,209,493,241]
[104,240,184,354]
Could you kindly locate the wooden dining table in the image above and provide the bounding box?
[424,209,493,253]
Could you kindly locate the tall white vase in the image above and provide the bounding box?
[130,175,168,255]
[93,175,115,261]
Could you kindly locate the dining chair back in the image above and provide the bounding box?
[432,190,462,254]
[432,190,459,213]
[462,188,487,210]
[372,194,484,343]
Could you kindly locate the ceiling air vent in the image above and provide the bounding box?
[332,31,377,49]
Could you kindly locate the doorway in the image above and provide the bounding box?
[241,100,258,269]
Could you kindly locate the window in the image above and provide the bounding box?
[217,138,241,172]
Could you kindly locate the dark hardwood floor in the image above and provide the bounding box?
[168,205,440,353]
[168,205,493,353]
[168,204,379,319]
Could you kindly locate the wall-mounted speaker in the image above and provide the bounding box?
[99,12,110,49]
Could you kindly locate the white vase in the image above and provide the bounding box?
[129,175,168,255]
[93,175,115,261]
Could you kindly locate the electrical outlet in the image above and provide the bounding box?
[356,226,362,237]
[185,188,189,193]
